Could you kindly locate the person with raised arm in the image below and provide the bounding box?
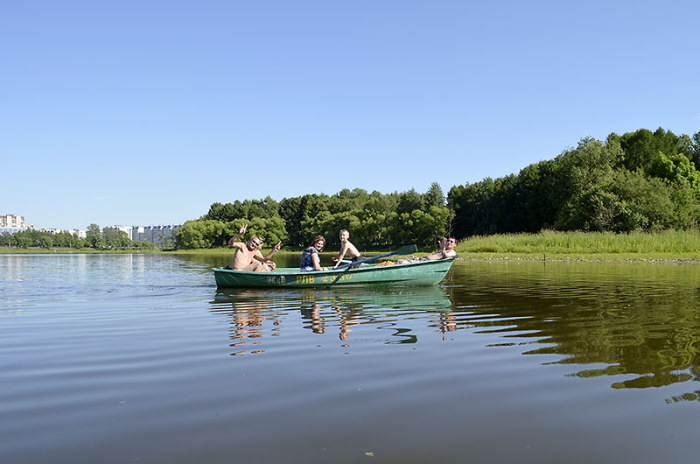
[397,237,457,263]
[227,224,281,272]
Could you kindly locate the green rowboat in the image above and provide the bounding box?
[212,258,455,288]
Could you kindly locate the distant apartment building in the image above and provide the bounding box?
[67,229,87,239]
[131,225,181,247]
[27,227,87,239]
[0,213,29,235]
[0,214,25,228]
[107,225,133,238]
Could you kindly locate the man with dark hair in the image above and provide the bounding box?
[424,237,458,260]
[228,224,281,271]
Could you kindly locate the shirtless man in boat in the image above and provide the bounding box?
[228,224,282,272]
[397,237,457,263]
[424,237,458,260]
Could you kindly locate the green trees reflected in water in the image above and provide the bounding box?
[447,261,700,401]
[201,257,700,400]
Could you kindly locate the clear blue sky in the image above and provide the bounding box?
[3,0,699,230]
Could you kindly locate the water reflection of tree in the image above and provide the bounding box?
[448,264,700,397]
[548,291,700,397]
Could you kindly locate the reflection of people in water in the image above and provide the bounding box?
[300,302,325,334]
[300,293,365,340]
[334,305,363,341]
[297,293,459,341]
[433,312,457,341]
[222,289,459,348]
[228,292,281,355]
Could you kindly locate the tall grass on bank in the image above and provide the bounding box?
[455,230,700,259]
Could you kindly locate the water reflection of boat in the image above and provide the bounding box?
[212,258,455,288]
[212,285,453,312]
[210,286,456,347]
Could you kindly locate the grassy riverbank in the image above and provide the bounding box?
[4,230,700,261]
[455,230,700,261]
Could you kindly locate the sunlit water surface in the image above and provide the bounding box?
[2,254,700,463]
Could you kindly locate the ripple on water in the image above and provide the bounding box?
[2,255,700,463]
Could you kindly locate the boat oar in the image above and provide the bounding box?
[333,244,418,270]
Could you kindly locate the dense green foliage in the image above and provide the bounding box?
[1,224,156,251]
[174,128,700,250]
[448,128,700,237]
[14,127,700,254]
[175,184,453,250]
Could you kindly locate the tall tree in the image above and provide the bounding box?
[396,189,424,215]
[424,182,445,208]
[86,224,104,248]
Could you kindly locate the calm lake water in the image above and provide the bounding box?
[2,253,700,463]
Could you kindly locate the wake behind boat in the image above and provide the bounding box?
[212,257,455,288]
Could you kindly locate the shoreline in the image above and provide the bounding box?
[3,247,700,264]
[456,255,700,264]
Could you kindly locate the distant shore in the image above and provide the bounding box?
[3,230,700,263]
[0,247,162,254]
[456,255,700,264]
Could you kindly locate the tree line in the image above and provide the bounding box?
[1,224,156,250]
[8,127,697,252]
[448,128,700,236]
[175,183,452,249]
[176,127,700,250]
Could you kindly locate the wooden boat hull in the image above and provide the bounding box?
[212,258,455,288]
